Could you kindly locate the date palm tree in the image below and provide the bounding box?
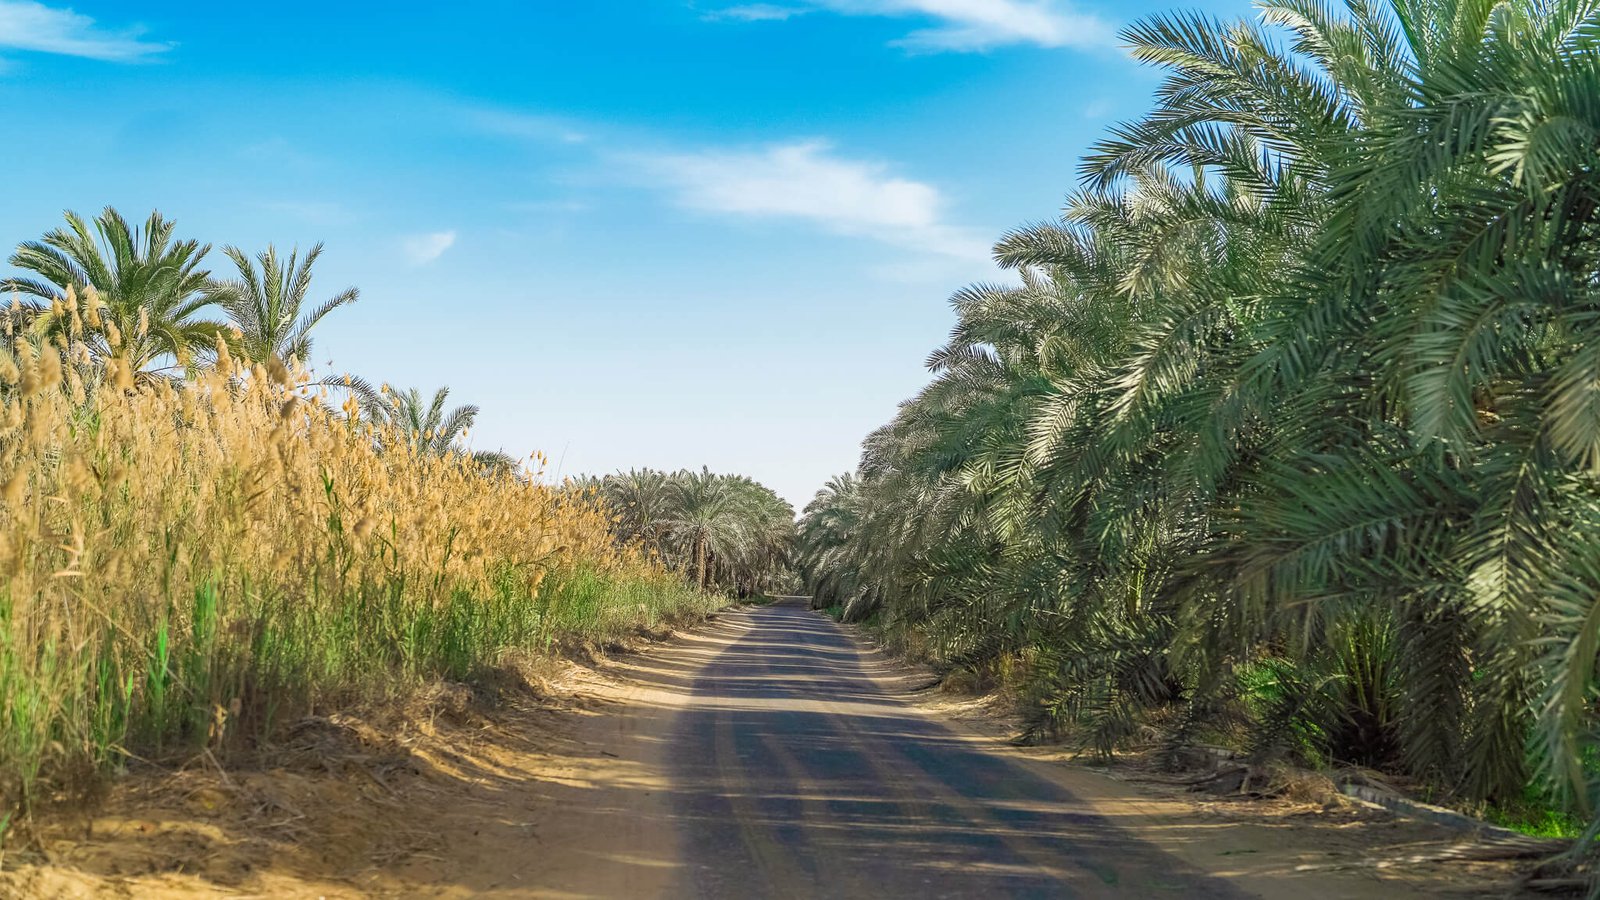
[800,0,1600,844]
[366,385,519,477]
[660,468,749,591]
[597,469,675,556]
[213,243,357,366]
[1,208,228,376]
[373,385,479,457]
[595,468,795,594]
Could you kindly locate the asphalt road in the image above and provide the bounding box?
[663,597,1250,899]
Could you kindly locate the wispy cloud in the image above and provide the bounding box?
[640,140,989,261]
[0,1,171,61]
[462,107,588,144]
[402,231,457,265]
[702,0,1112,51]
[503,199,590,215]
[705,3,809,20]
[443,97,993,262]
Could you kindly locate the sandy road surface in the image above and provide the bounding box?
[531,598,1463,899]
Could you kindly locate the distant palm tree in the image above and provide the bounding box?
[1,208,227,375]
[375,385,479,457]
[472,449,519,478]
[658,469,733,590]
[213,243,357,365]
[598,469,675,553]
[717,474,796,597]
[796,474,868,611]
[594,468,795,594]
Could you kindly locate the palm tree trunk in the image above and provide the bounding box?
[695,535,708,591]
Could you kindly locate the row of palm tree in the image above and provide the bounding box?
[0,207,491,464]
[797,0,1600,841]
[588,468,796,596]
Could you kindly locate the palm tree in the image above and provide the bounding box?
[595,468,795,594]
[367,384,520,476]
[597,469,675,556]
[212,243,357,365]
[373,385,479,457]
[717,475,796,597]
[471,449,519,478]
[797,474,864,609]
[1,208,228,376]
[800,0,1600,837]
[660,469,746,591]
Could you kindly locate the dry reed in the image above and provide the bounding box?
[0,288,714,822]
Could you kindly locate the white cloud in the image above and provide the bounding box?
[641,140,989,261]
[0,1,170,61]
[704,0,1112,51]
[402,231,457,265]
[707,3,809,20]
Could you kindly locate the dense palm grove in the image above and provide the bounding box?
[798,0,1600,834]
[587,469,796,597]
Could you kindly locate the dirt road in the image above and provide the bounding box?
[530,598,1472,899]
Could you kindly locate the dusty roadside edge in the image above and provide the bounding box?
[2,602,1559,899]
[0,605,743,899]
[827,612,1554,899]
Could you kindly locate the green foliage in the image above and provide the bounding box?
[587,467,796,596]
[370,384,481,456]
[1485,778,1590,839]
[796,0,1600,855]
[1,207,230,376]
[0,563,713,811]
[212,242,357,366]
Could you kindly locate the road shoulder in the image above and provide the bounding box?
[830,613,1539,899]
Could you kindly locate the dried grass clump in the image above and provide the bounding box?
[0,290,714,816]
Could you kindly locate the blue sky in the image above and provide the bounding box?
[0,0,1248,510]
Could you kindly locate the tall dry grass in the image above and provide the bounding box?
[0,290,715,821]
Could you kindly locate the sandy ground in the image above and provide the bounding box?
[0,601,1555,898]
[900,680,1545,898]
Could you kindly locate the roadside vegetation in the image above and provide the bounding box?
[0,208,762,833]
[798,0,1600,851]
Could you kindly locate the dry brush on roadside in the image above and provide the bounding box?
[0,291,719,837]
